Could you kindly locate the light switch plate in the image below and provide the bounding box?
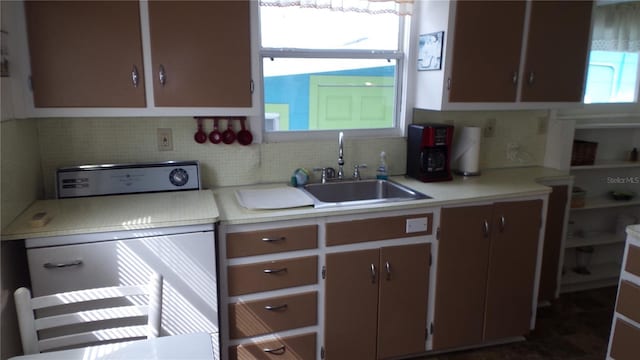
[406,217,428,233]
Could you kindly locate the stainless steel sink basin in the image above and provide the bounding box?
[302,179,430,208]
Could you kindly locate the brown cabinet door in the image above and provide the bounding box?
[148,1,251,107]
[449,1,526,102]
[521,1,593,102]
[25,1,146,107]
[484,200,542,341]
[377,244,430,359]
[325,249,379,360]
[433,205,492,350]
[538,185,569,302]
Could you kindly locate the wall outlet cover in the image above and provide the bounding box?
[157,128,173,151]
[484,118,496,138]
[406,217,428,233]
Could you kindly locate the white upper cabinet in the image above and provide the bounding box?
[413,0,593,111]
[18,0,257,117]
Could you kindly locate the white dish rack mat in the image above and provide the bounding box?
[235,187,315,210]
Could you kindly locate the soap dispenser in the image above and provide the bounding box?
[376,151,388,180]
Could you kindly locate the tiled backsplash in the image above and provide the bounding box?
[413,109,549,169]
[1,118,43,227]
[35,117,408,198]
[4,111,548,201]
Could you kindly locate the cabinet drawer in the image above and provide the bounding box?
[610,319,640,360]
[326,213,433,246]
[227,225,318,258]
[617,280,640,324]
[228,256,317,296]
[229,333,316,360]
[625,245,640,277]
[229,291,317,339]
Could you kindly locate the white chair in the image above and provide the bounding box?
[14,273,163,355]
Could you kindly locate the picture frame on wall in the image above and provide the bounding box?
[418,31,444,71]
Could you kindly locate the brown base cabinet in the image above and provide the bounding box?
[324,243,431,360]
[433,200,542,350]
[607,238,640,360]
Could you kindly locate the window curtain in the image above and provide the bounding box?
[591,1,640,52]
[259,0,414,16]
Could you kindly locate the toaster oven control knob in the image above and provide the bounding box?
[169,168,189,187]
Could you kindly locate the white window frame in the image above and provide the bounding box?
[254,1,411,143]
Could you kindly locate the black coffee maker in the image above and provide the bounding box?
[406,124,454,182]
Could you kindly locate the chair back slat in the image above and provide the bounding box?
[35,305,149,330]
[14,273,163,355]
[38,325,149,352]
[31,285,148,309]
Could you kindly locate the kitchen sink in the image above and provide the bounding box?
[302,179,430,208]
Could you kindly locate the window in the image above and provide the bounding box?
[583,1,640,104]
[259,3,408,137]
[584,51,639,104]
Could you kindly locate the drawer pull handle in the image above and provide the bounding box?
[261,237,286,242]
[263,267,288,274]
[263,345,286,355]
[43,260,83,269]
[264,304,288,311]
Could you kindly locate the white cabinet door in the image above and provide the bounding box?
[27,231,218,336]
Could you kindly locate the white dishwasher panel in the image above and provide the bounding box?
[27,231,219,337]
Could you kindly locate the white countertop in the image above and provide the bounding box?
[2,167,571,239]
[1,190,219,241]
[214,166,572,225]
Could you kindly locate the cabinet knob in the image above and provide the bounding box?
[528,71,535,86]
[385,261,392,281]
[499,215,506,232]
[483,220,490,238]
[131,65,139,88]
[159,64,167,86]
[370,263,377,284]
[512,71,518,86]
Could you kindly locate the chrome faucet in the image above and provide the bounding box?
[337,131,345,180]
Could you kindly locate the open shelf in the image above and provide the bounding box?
[571,160,640,170]
[565,232,625,248]
[570,196,640,210]
[561,262,621,286]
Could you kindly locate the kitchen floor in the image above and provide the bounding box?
[417,286,617,360]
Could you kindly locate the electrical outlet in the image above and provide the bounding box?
[406,217,428,233]
[484,118,496,138]
[157,128,173,151]
[537,117,548,135]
